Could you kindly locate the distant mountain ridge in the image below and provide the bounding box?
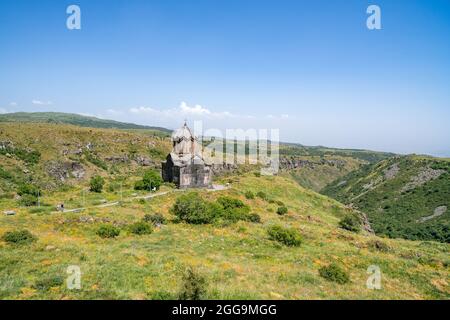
[0,112,172,133]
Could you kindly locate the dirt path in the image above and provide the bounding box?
[60,191,171,213]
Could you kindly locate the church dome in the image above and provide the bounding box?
[171,122,195,141]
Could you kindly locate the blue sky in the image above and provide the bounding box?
[1,0,449,156]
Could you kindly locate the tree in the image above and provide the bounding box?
[134,170,162,191]
[89,175,105,193]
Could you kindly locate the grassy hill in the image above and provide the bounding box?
[322,156,450,243]
[0,122,171,195]
[0,112,171,134]
[0,121,448,299]
[0,173,448,299]
[278,145,394,192]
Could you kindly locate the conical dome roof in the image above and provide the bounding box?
[171,122,195,141]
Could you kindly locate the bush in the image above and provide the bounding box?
[256,191,268,201]
[33,276,64,291]
[267,225,302,247]
[178,266,207,300]
[0,166,13,180]
[171,193,212,224]
[244,191,255,199]
[17,183,41,197]
[367,239,390,252]
[217,196,245,209]
[134,170,162,191]
[143,213,167,225]
[90,175,105,193]
[171,193,253,225]
[2,230,37,245]
[84,151,108,170]
[338,215,361,233]
[318,263,350,284]
[18,194,38,206]
[246,213,261,223]
[215,196,251,223]
[96,224,120,238]
[276,206,288,215]
[129,221,153,235]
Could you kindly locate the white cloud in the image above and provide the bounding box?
[129,102,239,119]
[32,99,53,105]
[126,101,289,122]
[106,108,123,115]
[179,101,211,115]
[0,108,7,114]
[9,102,17,107]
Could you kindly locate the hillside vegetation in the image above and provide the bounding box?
[322,156,450,243]
[0,120,448,300]
[0,112,171,133]
[0,173,448,299]
[0,122,171,195]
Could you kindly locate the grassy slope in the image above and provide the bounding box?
[0,174,448,300]
[0,112,171,133]
[281,155,362,192]
[322,156,450,243]
[279,144,394,192]
[0,122,171,193]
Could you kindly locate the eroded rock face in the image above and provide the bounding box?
[211,163,238,174]
[46,161,85,181]
[105,155,129,163]
[135,155,152,166]
[0,140,14,150]
[383,163,400,180]
[279,157,346,170]
[417,206,447,223]
[401,167,446,193]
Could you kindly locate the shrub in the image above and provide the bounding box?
[171,194,253,225]
[107,182,121,192]
[338,215,361,233]
[318,263,350,284]
[217,196,245,209]
[171,193,212,224]
[129,221,153,235]
[33,276,64,291]
[276,200,285,206]
[246,213,261,223]
[267,225,302,247]
[215,196,251,223]
[367,239,390,252]
[244,191,255,199]
[89,175,105,193]
[0,165,13,180]
[84,151,108,170]
[143,213,167,225]
[17,183,40,197]
[134,170,162,191]
[276,206,288,215]
[178,266,207,300]
[18,194,38,206]
[2,230,37,245]
[256,191,268,201]
[96,224,120,238]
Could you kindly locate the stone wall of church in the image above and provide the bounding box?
[179,164,212,188]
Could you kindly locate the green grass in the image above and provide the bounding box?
[322,156,450,242]
[1,174,448,300]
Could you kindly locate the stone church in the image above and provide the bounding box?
[161,122,212,188]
